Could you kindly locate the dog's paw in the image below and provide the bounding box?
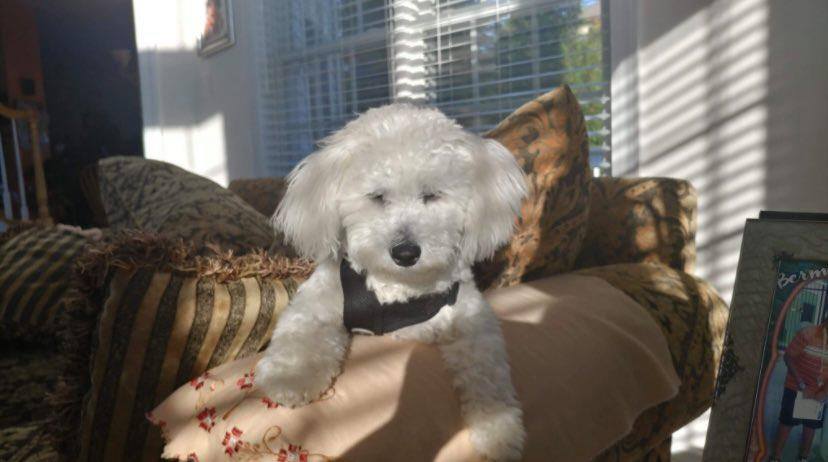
[261,382,312,408]
[468,405,525,462]
[254,356,335,408]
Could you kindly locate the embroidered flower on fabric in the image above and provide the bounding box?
[277,444,309,462]
[197,407,217,433]
[186,453,200,462]
[223,427,244,456]
[236,371,255,390]
[261,397,279,409]
[190,372,211,390]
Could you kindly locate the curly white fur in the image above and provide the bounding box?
[255,104,528,461]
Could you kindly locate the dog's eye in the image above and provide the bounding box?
[422,193,439,203]
[369,193,385,204]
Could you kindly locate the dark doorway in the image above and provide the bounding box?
[0,0,143,226]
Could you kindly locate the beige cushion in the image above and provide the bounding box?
[150,274,679,461]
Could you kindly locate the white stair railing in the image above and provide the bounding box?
[0,131,12,220]
[10,119,30,220]
[0,104,52,225]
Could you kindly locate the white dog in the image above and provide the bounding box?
[255,103,528,461]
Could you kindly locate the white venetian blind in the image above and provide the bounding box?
[259,0,610,177]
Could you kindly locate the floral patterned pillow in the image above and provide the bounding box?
[474,85,592,289]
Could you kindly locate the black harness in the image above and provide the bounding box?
[340,259,460,335]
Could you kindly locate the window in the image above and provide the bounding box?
[259,0,610,177]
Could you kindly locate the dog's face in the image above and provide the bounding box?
[274,104,527,283]
[337,130,475,284]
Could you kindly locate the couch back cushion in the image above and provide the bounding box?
[474,84,592,289]
[574,177,697,273]
[227,177,287,217]
[0,225,89,340]
[50,233,313,461]
[226,177,296,256]
[97,157,275,252]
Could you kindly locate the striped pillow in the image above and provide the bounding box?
[51,233,313,461]
[0,226,88,340]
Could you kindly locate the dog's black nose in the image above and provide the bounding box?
[391,242,421,267]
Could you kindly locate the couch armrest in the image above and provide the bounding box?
[579,263,729,461]
[574,177,697,273]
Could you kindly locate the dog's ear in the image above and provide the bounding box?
[272,142,348,261]
[461,139,528,264]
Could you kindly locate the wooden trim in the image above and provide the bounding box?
[28,116,51,223]
[0,104,28,119]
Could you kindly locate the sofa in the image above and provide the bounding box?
[0,86,728,461]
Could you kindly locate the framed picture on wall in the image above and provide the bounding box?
[704,213,828,462]
[198,0,235,57]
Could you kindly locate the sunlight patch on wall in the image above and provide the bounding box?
[132,0,203,52]
[610,1,772,458]
[634,0,769,302]
[144,113,228,186]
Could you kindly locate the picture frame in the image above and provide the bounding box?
[198,0,235,57]
[704,213,828,461]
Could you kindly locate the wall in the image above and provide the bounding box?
[611,0,828,302]
[0,0,46,105]
[133,0,265,186]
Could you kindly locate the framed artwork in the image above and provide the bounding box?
[198,0,235,57]
[704,213,828,462]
